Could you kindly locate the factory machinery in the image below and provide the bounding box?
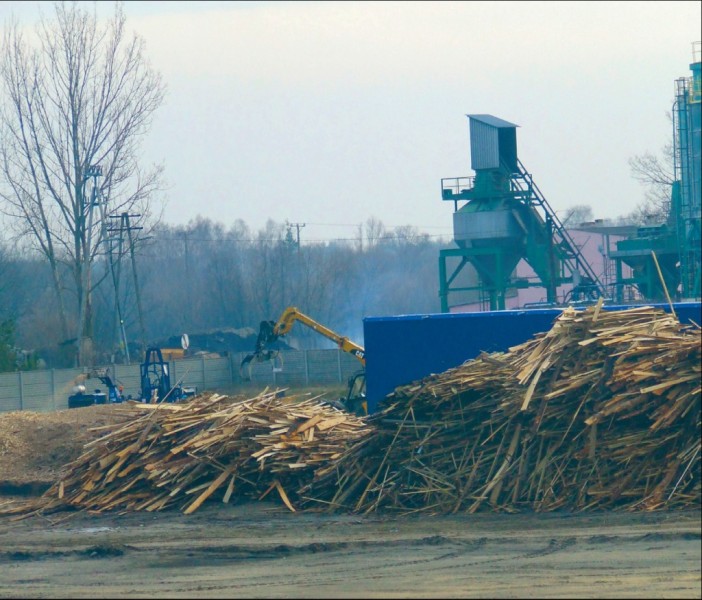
[439,114,607,312]
[440,43,701,311]
[611,42,701,302]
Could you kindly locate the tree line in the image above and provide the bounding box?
[0,3,450,370]
[0,216,447,369]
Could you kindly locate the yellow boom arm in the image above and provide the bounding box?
[271,307,365,365]
[240,307,367,414]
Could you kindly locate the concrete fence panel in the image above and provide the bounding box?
[0,371,22,412]
[0,349,362,413]
[16,371,54,412]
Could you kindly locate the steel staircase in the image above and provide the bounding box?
[508,158,607,298]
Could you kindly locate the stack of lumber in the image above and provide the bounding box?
[300,304,701,514]
[2,390,372,517]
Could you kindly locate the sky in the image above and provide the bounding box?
[1,0,701,244]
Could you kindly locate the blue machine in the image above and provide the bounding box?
[67,367,123,409]
[140,346,196,402]
[363,302,701,412]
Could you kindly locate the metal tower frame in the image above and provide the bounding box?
[439,115,606,312]
[672,41,701,299]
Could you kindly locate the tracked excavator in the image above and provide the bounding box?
[241,307,367,415]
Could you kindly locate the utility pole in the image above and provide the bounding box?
[106,212,145,364]
[100,196,130,364]
[123,214,147,353]
[283,221,305,306]
[287,222,306,250]
[183,231,193,325]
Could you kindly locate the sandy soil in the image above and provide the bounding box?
[0,405,133,491]
[0,504,699,599]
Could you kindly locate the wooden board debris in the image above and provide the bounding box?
[1,390,372,518]
[2,305,698,520]
[300,305,701,515]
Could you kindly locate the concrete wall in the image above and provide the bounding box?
[0,350,362,413]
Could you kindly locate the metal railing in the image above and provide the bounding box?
[441,176,475,199]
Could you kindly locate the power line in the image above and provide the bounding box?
[148,232,452,244]
[304,221,452,230]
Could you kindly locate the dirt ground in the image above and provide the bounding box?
[0,406,700,599]
[1,504,700,599]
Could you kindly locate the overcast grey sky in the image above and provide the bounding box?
[2,1,701,243]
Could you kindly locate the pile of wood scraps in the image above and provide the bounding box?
[2,390,372,518]
[300,304,701,515]
[2,303,699,520]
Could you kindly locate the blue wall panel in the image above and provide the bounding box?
[363,302,701,412]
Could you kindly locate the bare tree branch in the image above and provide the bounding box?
[628,133,675,224]
[0,1,166,365]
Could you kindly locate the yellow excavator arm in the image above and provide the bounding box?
[241,306,364,370]
[240,306,367,415]
[270,307,365,365]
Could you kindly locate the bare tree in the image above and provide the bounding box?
[628,138,675,224]
[561,204,594,227]
[391,224,430,246]
[0,242,11,317]
[364,216,386,250]
[0,1,165,365]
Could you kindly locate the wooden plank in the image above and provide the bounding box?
[275,480,296,512]
[183,470,231,515]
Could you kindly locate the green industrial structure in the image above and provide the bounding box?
[610,42,701,302]
[438,115,605,312]
[440,43,702,311]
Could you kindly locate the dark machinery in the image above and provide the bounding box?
[68,348,197,408]
[439,114,607,312]
[340,370,367,415]
[241,307,367,415]
[68,367,124,409]
[140,346,196,403]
